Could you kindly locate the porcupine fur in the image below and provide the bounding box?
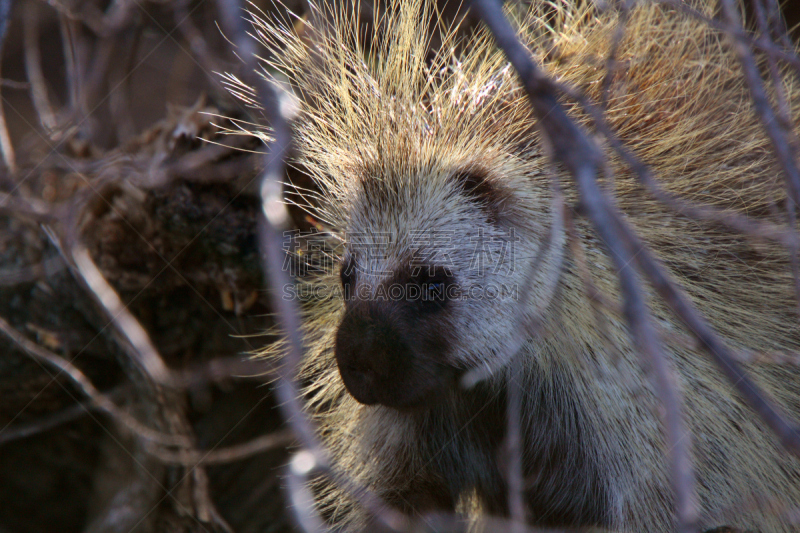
[228,0,800,530]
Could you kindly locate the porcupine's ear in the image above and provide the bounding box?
[450,167,517,226]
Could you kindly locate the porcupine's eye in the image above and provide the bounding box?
[340,255,356,300]
[412,267,453,312]
[450,169,514,225]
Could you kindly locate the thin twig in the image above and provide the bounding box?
[763,0,796,67]
[43,0,135,37]
[565,207,626,371]
[174,0,227,81]
[719,0,800,206]
[24,2,59,133]
[0,315,190,447]
[618,215,800,455]
[654,0,800,77]
[171,355,273,388]
[550,70,800,252]
[58,15,81,118]
[0,385,128,446]
[599,0,630,112]
[751,0,800,319]
[506,356,527,531]
[0,0,15,172]
[0,192,61,221]
[0,79,30,90]
[461,181,563,387]
[81,36,119,131]
[286,450,329,533]
[215,0,256,74]
[146,429,296,465]
[735,349,800,367]
[68,243,172,385]
[578,0,800,456]
[108,27,139,142]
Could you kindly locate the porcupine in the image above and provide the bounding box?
[230,0,800,530]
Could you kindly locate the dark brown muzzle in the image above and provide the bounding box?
[334,305,454,409]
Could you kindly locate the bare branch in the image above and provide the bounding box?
[0,0,15,172]
[654,0,800,77]
[255,78,410,532]
[547,67,800,251]
[751,0,800,319]
[618,215,800,455]
[171,355,273,388]
[599,0,631,112]
[147,429,296,465]
[24,1,59,133]
[0,79,30,89]
[58,15,82,120]
[173,0,227,82]
[0,314,191,447]
[286,450,329,533]
[461,182,563,387]
[505,356,527,531]
[69,243,172,385]
[43,0,136,37]
[719,0,800,206]
[0,192,62,221]
[107,27,139,142]
[0,385,127,446]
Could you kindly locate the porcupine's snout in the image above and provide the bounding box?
[334,302,456,410]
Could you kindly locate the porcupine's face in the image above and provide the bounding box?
[333,162,560,410]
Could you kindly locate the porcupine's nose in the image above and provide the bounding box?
[339,323,376,402]
[340,362,377,404]
[334,311,413,406]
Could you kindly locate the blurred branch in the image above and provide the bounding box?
[461,182,562,387]
[545,58,800,252]
[0,385,127,446]
[559,0,800,457]
[24,1,58,133]
[174,0,227,79]
[0,255,66,286]
[0,0,15,171]
[107,27,139,142]
[751,0,800,320]
[619,214,800,455]
[719,0,800,208]
[147,428,295,465]
[599,0,630,112]
[43,0,136,37]
[0,78,29,89]
[58,15,84,123]
[0,191,61,220]
[67,242,172,385]
[0,314,191,447]
[655,0,800,77]
[473,0,800,509]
